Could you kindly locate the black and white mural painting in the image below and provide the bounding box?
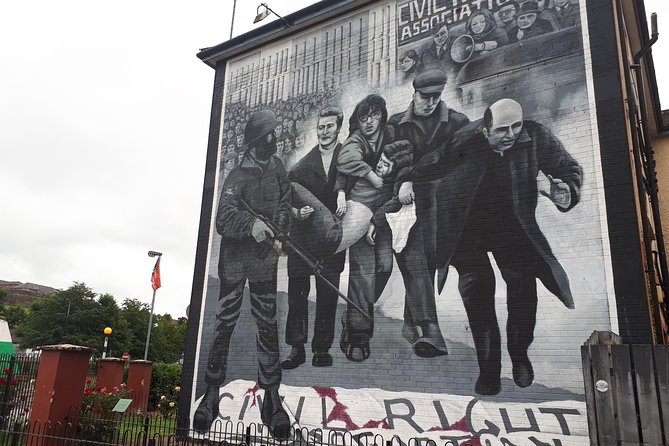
[187,0,614,444]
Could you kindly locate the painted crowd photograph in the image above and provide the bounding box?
[187,0,614,444]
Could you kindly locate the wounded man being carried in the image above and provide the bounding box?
[290,139,414,264]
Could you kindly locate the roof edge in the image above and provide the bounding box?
[197,0,376,68]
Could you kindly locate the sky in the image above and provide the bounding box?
[1,0,667,319]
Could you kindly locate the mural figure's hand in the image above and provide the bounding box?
[366,171,384,189]
[251,219,274,242]
[297,206,314,220]
[366,224,376,246]
[466,43,486,52]
[273,240,284,256]
[540,174,571,209]
[336,190,347,217]
[399,181,415,205]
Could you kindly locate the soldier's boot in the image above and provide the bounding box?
[193,386,220,432]
[261,386,291,440]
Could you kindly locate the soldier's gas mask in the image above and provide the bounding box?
[253,131,278,161]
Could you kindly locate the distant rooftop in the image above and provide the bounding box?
[0,280,57,306]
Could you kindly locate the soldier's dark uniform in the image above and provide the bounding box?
[195,110,291,439]
[205,154,291,390]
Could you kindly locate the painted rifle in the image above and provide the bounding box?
[239,196,372,321]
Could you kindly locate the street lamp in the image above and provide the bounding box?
[102,327,112,358]
[144,250,162,360]
[253,3,292,27]
[230,0,237,40]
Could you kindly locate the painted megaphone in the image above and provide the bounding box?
[450,34,476,64]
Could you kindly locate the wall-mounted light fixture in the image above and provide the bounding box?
[254,3,292,27]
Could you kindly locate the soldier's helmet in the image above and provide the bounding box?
[244,109,277,147]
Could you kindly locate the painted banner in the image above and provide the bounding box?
[192,380,588,445]
[397,0,514,47]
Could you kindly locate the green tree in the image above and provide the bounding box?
[146,314,186,363]
[14,283,185,360]
[120,298,151,360]
[117,299,186,362]
[15,282,130,355]
[96,293,131,357]
[1,306,28,329]
[0,288,29,329]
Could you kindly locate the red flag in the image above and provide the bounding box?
[151,257,161,291]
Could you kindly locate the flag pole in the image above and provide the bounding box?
[144,287,157,360]
[145,251,162,360]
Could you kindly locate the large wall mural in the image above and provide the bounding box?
[187,0,614,444]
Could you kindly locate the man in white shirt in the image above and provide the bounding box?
[281,107,346,369]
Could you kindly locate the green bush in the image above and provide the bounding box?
[149,363,181,412]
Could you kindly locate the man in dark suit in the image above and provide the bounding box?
[507,1,554,43]
[409,98,582,396]
[497,1,519,36]
[281,107,346,369]
[421,25,452,70]
[551,0,581,28]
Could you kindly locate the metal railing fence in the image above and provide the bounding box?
[0,353,40,421]
[0,416,472,446]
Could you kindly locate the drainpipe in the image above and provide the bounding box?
[630,13,668,294]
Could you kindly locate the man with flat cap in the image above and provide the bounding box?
[386,69,469,358]
[194,109,292,440]
[409,98,582,395]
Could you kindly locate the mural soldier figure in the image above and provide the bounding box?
[194,110,292,439]
[388,69,469,357]
[282,107,346,370]
[410,98,582,395]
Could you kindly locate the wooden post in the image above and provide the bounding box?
[581,331,669,444]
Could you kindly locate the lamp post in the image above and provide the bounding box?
[230,0,237,40]
[145,250,162,360]
[102,327,112,358]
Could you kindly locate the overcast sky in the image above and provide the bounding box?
[1,0,667,319]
